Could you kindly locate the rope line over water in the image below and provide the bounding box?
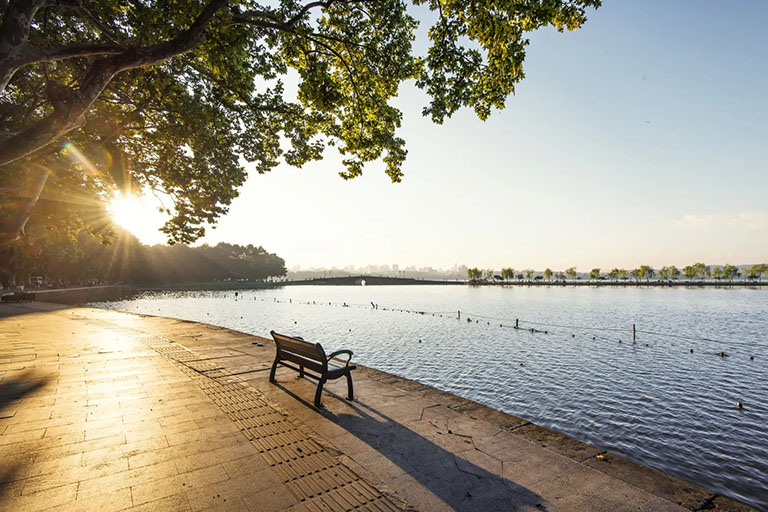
[234,294,760,357]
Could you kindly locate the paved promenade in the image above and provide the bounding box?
[0,303,754,511]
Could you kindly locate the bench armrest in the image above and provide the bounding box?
[327,350,353,365]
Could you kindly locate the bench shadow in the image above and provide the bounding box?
[272,380,546,512]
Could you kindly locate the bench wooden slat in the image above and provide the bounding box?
[273,334,324,359]
[279,352,325,375]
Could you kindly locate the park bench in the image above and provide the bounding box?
[269,331,356,407]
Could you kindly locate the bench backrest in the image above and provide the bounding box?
[270,331,327,375]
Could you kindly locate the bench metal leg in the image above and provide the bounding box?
[269,358,279,383]
[345,372,354,401]
[314,379,326,408]
[299,365,304,378]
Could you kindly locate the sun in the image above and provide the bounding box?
[108,192,169,245]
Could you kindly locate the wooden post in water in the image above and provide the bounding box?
[632,324,636,342]
[457,310,461,320]
[515,319,519,329]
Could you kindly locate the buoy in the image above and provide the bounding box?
[737,401,743,409]
[690,349,694,353]
[419,339,422,343]
[571,334,575,338]
[750,356,754,360]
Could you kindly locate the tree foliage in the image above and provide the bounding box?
[0,0,601,249]
[0,227,285,286]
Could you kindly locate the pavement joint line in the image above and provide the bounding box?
[141,334,405,511]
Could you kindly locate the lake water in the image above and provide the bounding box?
[93,285,768,509]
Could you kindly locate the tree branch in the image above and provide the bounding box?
[23,43,126,65]
[0,0,49,93]
[0,0,230,168]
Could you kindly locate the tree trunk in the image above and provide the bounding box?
[0,165,50,244]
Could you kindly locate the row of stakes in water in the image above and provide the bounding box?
[230,294,759,362]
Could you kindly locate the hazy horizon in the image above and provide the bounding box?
[127,0,768,270]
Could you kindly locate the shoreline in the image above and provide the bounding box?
[1,301,758,511]
[3,278,764,302]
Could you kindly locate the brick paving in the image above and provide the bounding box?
[0,304,401,511]
[0,303,756,512]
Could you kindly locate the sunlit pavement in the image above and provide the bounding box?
[0,304,754,512]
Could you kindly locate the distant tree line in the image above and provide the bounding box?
[466,263,767,283]
[0,228,286,288]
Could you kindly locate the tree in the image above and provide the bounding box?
[0,225,286,287]
[692,262,710,281]
[589,268,600,280]
[669,265,680,280]
[501,267,515,282]
[618,268,628,280]
[658,266,669,280]
[683,265,696,281]
[639,265,654,281]
[565,267,577,280]
[721,264,739,281]
[0,0,601,247]
[631,268,641,281]
[543,268,552,281]
[746,264,766,281]
[711,266,722,281]
[485,269,494,281]
[525,268,534,281]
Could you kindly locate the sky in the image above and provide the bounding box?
[130,0,768,271]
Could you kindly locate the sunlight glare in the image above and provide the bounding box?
[109,192,169,245]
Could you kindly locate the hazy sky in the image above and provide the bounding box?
[135,0,768,271]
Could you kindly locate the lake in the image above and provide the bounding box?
[93,285,768,509]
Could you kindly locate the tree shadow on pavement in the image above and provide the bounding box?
[0,370,54,502]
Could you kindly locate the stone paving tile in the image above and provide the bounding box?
[0,481,78,511]
[125,492,192,512]
[41,488,133,512]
